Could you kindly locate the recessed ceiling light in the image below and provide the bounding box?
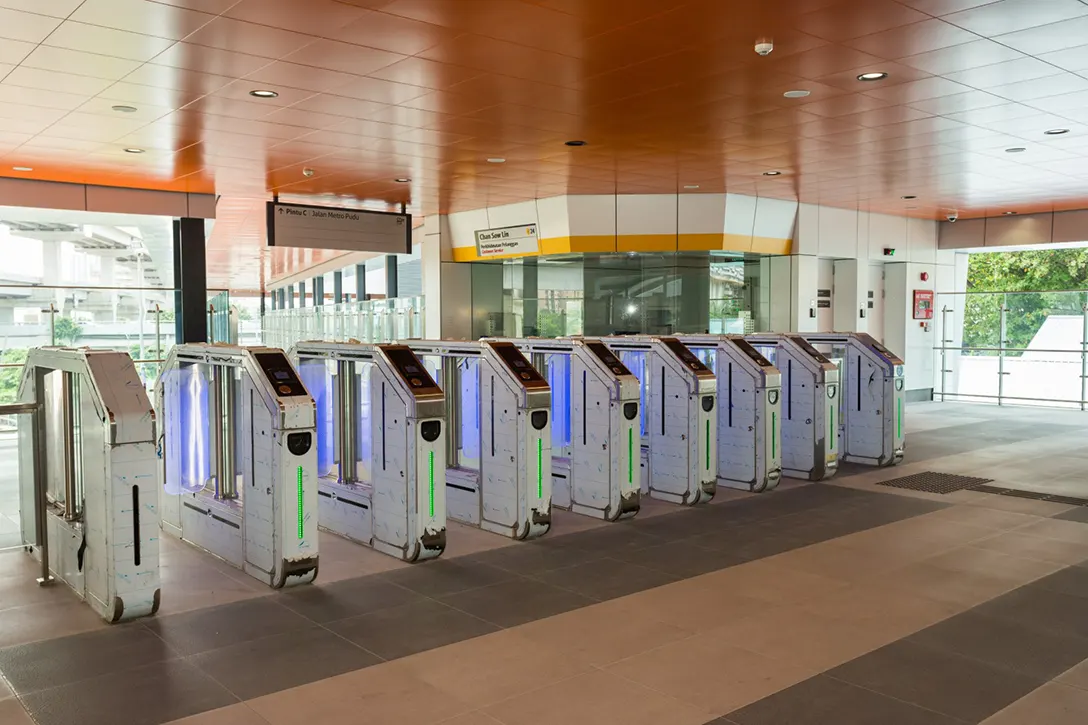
[394,177,410,183]
[12,166,32,172]
[857,72,888,81]
[683,184,700,189]
[486,157,506,163]
[783,90,810,99]
[1044,128,1069,135]
[249,89,279,98]
[1005,147,1026,153]
[1004,211,1018,215]
[111,104,138,113]
[565,140,587,147]
[762,170,782,176]
[123,147,145,154]
[901,195,917,200]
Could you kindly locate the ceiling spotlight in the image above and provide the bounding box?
[901,195,917,200]
[12,166,33,172]
[123,147,145,154]
[762,170,782,176]
[1004,211,1018,215]
[565,140,588,146]
[1044,128,1069,135]
[857,72,888,82]
[1005,147,1026,153]
[394,177,410,183]
[111,104,138,113]
[486,157,506,163]
[783,90,810,99]
[249,89,279,98]
[683,184,700,189]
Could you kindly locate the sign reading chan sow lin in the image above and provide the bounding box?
[266,202,411,254]
[475,224,539,258]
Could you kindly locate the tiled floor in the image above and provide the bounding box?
[1,401,1088,725]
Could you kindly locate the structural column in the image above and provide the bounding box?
[385,255,399,298]
[172,217,207,343]
[356,263,367,301]
[522,259,538,336]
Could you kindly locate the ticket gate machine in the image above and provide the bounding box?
[290,342,447,562]
[406,340,551,540]
[493,338,641,521]
[13,348,160,622]
[156,345,319,588]
[802,333,905,467]
[675,335,783,493]
[601,336,718,505]
[746,334,839,481]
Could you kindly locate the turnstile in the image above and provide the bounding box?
[802,333,905,467]
[291,342,447,562]
[493,338,641,521]
[157,345,319,588]
[13,348,160,622]
[746,334,839,480]
[676,335,783,493]
[601,336,718,505]
[407,340,551,540]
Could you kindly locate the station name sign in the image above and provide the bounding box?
[267,202,411,254]
[474,224,539,258]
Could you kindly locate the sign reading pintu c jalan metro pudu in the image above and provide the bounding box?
[266,201,411,254]
[474,224,539,258]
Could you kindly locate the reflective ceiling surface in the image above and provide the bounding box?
[4,0,1088,288]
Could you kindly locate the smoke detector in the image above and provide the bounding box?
[755,40,774,56]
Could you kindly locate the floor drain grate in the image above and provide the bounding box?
[878,472,994,494]
[969,485,1088,506]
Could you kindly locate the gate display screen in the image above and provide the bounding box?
[660,338,711,374]
[255,352,309,397]
[585,342,633,377]
[488,343,549,389]
[382,346,442,394]
[732,339,774,368]
[787,335,832,364]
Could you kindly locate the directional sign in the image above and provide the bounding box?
[267,202,411,253]
[474,224,539,258]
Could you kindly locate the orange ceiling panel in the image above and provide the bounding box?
[5,0,1088,289]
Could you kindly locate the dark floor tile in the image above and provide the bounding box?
[533,556,678,601]
[544,524,664,554]
[828,640,1042,722]
[612,539,746,578]
[328,599,498,659]
[465,540,607,574]
[977,585,1088,639]
[380,558,513,597]
[1034,566,1088,600]
[189,626,380,700]
[629,509,723,539]
[0,624,177,694]
[440,577,594,628]
[726,674,962,725]
[908,610,1088,681]
[276,575,422,624]
[145,598,312,656]
[20,658,237,725]
[1055,507,1088,524]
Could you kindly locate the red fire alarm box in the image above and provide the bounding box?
[913,290,934,319]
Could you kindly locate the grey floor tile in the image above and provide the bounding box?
[465,540,607,574]
[188,626,381,700]
[628,509,722,539]
[908,611,1088,681]
[543,523,665,554]
[726,674,963,725]
[977,585,1088,639]
[440,577,595,627]
[145,598,311,656]
[1034,566,1088,600]
[20,658,237,725]
[275,574,422,623]
[0,624,177,694]
[828,640,1043,723]
[380,558,514,597]
[328,599,498,659]
[1055,507,1088,524]
[611,539,746,578]
[532,557,678,601]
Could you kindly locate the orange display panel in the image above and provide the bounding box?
[3,0,1088,289]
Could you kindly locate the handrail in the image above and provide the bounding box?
[0,402,37,415]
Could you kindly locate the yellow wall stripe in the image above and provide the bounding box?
[450,233,792,261]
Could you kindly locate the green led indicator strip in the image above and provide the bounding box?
[296,466,304,540]
[537,438,543,499]
[830,406,835,451]
[705,419,710,470]
[771,413,777,459]
[627,428,633,483]
[428,450,435,518]
[897,398,902,440]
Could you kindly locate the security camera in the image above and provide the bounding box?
[946,212,958,223]
[755,41,773,56]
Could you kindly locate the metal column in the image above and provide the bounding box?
[313,276,325,306]
[998,299,1008,405]
[443,360,460,465]
[172,217,208,344]
[213,367,237,499]
[334,271,343,304]
[299,280,307,309]
[386,256,398,298]
[356,263,367,301]
[940,306,951,403]
[336,361,358,484]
